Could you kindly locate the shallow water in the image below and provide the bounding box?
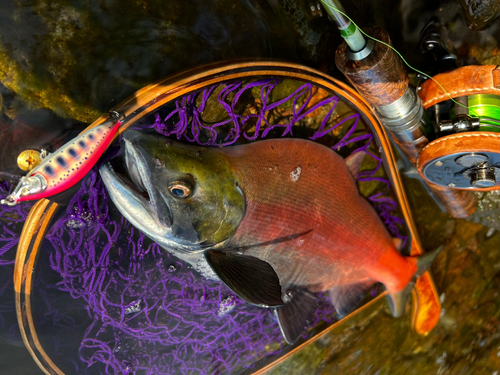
[0,0,500,374]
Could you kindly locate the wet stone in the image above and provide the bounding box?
[0,0,337,122]
[198,84,232,124]
[469,190,500,231]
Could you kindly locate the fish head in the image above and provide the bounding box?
[100,130,245,252]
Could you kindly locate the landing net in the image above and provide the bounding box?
[0,76,406,374]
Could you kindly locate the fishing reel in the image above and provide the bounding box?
[416,65,500,191]
[331,11,500,217]
[409,19,500,193]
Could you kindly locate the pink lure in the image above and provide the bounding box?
[1,116,121,206]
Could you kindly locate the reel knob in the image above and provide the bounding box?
[469,165,496,188]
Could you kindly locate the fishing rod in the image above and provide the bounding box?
[323,0,477,218]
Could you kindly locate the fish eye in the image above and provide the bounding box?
[168,180,193,199]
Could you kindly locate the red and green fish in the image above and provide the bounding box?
[100,131,441,344]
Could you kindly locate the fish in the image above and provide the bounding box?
[1,113,121,206]
[100,130,442,344]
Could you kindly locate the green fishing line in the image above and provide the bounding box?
[320,0,469,110]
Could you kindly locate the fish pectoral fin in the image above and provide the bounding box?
[205,250,283,307]
[329,281,374,318]
[275,286,318,345]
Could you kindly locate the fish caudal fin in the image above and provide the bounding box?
[387,285,414,318]
[328,281,374,318]
[387,245,445,317]
[414,245,445,279]
[275,286,317,345]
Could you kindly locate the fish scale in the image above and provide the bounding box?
[222,139,408,292]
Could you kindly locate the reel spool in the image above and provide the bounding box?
[417,65,500,190]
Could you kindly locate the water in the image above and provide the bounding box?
[1,0,500,374]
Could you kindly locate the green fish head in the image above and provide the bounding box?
[101,131,245,251]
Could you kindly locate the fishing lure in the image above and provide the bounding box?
[1,112,122,206]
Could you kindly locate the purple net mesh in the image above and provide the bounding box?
[0,76,406,374]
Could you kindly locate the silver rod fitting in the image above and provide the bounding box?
[375,87,426,143]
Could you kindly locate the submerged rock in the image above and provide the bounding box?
[468,191,500,231]
[0,0,338,122]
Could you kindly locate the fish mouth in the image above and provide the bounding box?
[102,132,172,228]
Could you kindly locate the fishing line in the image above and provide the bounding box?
[479,118,500,130]
[320,1,470,110]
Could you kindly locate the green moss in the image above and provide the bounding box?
[250,79,305,107]
[0,38,101,122]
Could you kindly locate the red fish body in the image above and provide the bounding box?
[222,139,416,297]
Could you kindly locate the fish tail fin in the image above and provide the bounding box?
[387,245,444,318]
[387,284,414,318]
[414,245,444,279]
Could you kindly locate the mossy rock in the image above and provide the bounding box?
[0,0,337,123]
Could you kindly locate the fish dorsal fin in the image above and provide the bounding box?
[275,286,318,345]
[205,250,283,307]
[344,151,366,180]
[329,281,374,318]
